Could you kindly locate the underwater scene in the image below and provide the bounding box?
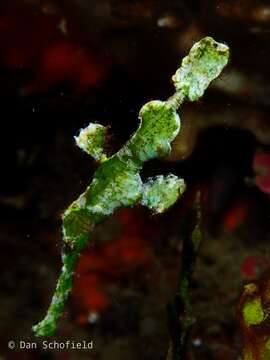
[1,1,270,359]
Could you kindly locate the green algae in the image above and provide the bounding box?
[243,297,265,326]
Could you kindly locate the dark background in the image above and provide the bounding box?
[1,1,270,359]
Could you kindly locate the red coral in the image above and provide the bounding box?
[72,208,156,324]
[253,151,270,193]
[0,1,109,93]
[240,255,268,280]
[29,40,108,92]
[222,199,248,231]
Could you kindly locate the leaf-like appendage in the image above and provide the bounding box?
[141,175,186,213]
[75,123,107,161]
[130,101,181,162]
[172,37,229,101]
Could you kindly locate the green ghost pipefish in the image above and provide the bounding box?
[32,37,229,337]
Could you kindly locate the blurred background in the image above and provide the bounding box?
[1,1,270,359]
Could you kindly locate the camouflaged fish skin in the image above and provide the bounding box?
[32,37,229,337]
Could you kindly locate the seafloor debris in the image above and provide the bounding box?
[238,272,270,360]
